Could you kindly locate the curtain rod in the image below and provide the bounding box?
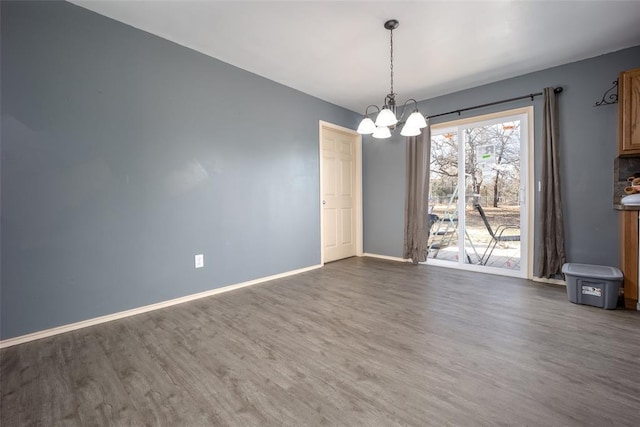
[425,87,563,121]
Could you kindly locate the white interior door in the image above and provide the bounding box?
[321,127,357,263]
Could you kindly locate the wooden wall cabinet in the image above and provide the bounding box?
[618,67,640,155]
[618,67,640,309]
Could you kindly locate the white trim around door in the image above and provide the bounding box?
[427,106,534,279]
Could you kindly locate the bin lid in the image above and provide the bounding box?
[561,263,623,280]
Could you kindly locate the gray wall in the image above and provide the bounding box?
[0,1,359,339]
[364,45,640,269]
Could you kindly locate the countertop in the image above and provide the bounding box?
[614,204,640,211]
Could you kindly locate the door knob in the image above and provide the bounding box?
[322,200,326,205]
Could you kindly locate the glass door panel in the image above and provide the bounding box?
[427,109,529,277]
[463,119,522,271]
[427,130,459,263]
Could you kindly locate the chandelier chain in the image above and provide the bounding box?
[389,28,394,95]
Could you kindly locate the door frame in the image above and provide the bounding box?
[319,121,363,265]
[428,106,534,279]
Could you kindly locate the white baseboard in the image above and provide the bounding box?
[362,253,410,263]
[0,264,322,349]
[531,276,566,286]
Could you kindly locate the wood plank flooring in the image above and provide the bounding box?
[2,257,640,426]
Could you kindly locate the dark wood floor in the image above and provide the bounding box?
[2,257,639,426]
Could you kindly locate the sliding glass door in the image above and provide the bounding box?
[427,108,531,278]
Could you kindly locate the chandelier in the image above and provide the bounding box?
[357,20,427,139]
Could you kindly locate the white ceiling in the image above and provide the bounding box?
[71,0,640,113]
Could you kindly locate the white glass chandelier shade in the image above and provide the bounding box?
[372,126,392,139]
[405,111,428,129]
[374,107,398,127]
[400,125,421,137]
[356,117,377,134]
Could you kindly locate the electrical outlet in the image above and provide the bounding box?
[195,254,204,269]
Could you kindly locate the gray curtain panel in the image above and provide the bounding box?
[537,87,566,278]
[403,127,431,264]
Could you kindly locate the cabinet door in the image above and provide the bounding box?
[620,210,639,309]
[618,67,640,154]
